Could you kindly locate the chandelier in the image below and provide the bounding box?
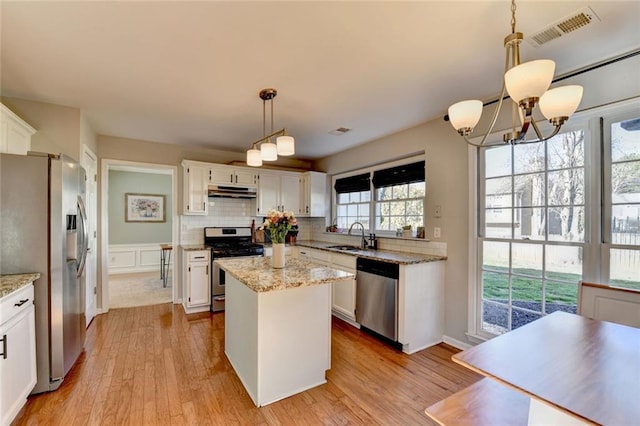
[447,0,583,147]
[246,88,295,167]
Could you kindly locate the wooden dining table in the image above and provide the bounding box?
[451,311,640,425]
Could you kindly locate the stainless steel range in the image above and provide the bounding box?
[205,227,264,312]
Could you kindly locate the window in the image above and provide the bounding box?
[605,114,640,290]
[332,158,425,234]
[474,100,640,338]
[334,173,371,230]
[373,161,425,232]
[480,131,586,334]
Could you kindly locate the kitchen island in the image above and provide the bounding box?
[214,256,354,407]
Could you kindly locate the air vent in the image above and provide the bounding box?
[329,127,351,136]
[526,6,600,47]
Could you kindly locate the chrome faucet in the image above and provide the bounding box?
[348,222,368,249]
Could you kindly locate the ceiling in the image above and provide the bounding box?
[2,1,639,161]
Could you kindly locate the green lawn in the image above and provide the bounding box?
[482,266,640,303]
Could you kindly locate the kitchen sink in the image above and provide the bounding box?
[327,245,361,252]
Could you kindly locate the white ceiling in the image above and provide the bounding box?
[2,1,639,161]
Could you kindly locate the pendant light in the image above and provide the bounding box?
[246,88,295,166]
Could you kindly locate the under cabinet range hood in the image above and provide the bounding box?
[208,184,257,199]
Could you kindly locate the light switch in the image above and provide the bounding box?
[434,227,441,238]
[434,205,442,218]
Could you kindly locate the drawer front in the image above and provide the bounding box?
[0,284,35,326]
[298,247,330,263]
[330,253,356,270]
[188,251,210,262]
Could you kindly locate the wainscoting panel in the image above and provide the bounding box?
[109,243,172,274]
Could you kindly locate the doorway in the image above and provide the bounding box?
[100,160,178,312]
[81,146,98,326]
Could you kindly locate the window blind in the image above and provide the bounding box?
[334,172,370,193]
[372,161,425,188]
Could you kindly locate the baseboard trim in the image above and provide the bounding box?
[442,335,473,350]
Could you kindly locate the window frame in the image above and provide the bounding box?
[468,98,640,341]
[331,155,425,236]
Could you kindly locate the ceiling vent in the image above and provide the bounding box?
[329,127,351,136]
[526,6,600,48]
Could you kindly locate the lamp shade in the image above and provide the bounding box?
[504,59,555,102]
[247,148,262,167]
[261,141,278,161]
[448,100,483,131]
[539,85,583,119]
[277,135,295,156]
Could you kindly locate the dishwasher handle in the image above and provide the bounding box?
[356,257,399,279]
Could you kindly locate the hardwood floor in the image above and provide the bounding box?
[13,303,480,425]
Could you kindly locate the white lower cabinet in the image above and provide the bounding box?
[295,248,356,322]
[329,253,356,321]
[397,261,445,354]
[0,283,37,426]
[183,250,210,313]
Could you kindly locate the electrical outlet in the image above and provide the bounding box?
[434,227,441,238]
[434,205,442,218]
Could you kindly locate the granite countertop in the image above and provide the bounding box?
[180,244,209,251]
[294,240,447,265]
[0,273,40,298]
[215,257,354,293]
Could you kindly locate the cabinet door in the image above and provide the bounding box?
[185,166,207,214]
[187,262,210,306]
[257,173,279,215]
[233,169,256,186]
[280,174,301,213]
[332,278,356,320]
[0,304,37,426]
[306,172,326,217]
[5,120,32,155]
[0,105,35,156]
[298,175,308,216]
[209,165,233,185]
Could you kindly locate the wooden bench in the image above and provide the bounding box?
[425,377,530,426]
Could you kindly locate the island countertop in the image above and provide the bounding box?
[215,256,354,293]
[0,273,41,298]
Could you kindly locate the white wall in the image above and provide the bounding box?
[315,53,640,346]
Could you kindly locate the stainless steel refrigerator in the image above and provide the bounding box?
[0,152,88,394]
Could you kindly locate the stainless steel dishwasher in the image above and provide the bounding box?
[355,257,400,342]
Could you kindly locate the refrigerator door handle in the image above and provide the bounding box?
[77,195,89,278]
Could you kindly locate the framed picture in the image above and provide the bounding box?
[125,193,166,223]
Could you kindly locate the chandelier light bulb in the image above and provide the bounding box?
[261,141,278,161]
[539,85,584,120]
[276,135,295,156]
[448,100,483,133]
[247,148,262,167]
[504,59,555,103]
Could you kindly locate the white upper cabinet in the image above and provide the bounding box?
[182,160,208,215]
[299,171,326,217]
[0,103,36,155]
[209,164,257,187]
[256,171,300,215]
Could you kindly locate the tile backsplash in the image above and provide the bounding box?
[308,231,447,257]
[178,198,445,257]
[179,198,325,245]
